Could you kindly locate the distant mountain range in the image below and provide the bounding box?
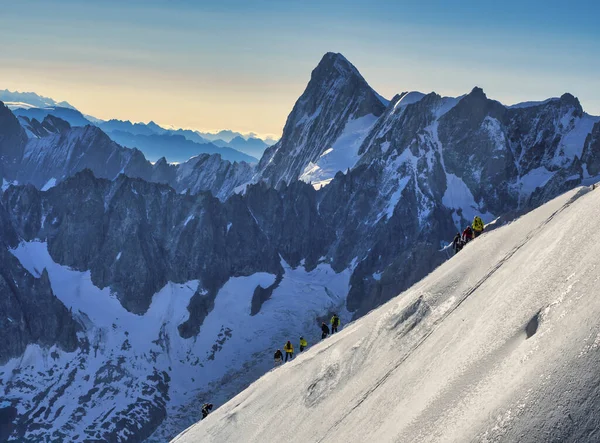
[4,90,278,163]
[0,88,76,110]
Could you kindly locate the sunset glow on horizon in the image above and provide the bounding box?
[2,0,599,136]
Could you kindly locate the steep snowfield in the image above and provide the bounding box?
[3,243,353,441]
[299,114,379,188]
[174,186,600,443]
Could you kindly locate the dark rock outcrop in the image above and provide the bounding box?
[582,121,600,176]
[0,199,80,364]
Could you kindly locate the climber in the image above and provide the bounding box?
[274,349,283,366]
[452,232,463,254]
[472,216,484,238]
[321,322,330,340]
[299,336,308,352]
[330,314,340,334]
[201,403,213,419]
[284,340,294,362]
[462,225,473,244]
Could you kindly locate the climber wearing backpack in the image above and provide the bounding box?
[284,340,294,361]
[274,349,283,365]
[321,322,330,340]
[201,403,213,419]
[462,225,473,244]
[472,216,484,238]
[330,314,340,334]
[452,232,463,254]
[299,336,308,352]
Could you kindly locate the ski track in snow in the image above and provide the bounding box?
[175,186,600,443]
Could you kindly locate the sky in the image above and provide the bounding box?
[1,0,599,137]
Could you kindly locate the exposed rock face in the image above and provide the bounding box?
[0,201,79,365]
[0,103,27,183]
[2,171,282,317]
[582,121,600,176]
[256,52,386,187]
[174,154,253,201]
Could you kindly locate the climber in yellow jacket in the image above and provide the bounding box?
[284,340,294,362]
[299,337,308,352]
[472,216,484,238]
[331,314,341,333]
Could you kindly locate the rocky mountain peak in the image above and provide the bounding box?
[0,101,26,140]
[557,92,583,115]
[311,52,361,82]
[0,101,27,182]
[255,53,386,186]
[42,114,71,134]
[469,86,487,98]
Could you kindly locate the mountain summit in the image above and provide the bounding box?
[255,52,386,187]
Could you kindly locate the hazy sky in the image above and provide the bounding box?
[2,0,599,137]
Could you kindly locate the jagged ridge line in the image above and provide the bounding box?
[315,189,584,442]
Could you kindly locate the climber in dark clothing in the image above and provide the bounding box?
[274,349,283,366]
[452,233,463,254]
[202,403,213,419]
[321,322,330,340]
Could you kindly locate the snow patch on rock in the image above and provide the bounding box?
[299,114,379,188]
[41,177,57,191]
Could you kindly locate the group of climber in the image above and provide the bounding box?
[273,314,341,366]
[452,215,485,254]
[202,315,342,420]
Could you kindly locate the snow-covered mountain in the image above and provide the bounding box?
[0,89,76,110]
[0,103,253,199]
[12,106,92,128]
[255,52,387,188]
[98,119,167,137]
[104,131,257,164]
[225,136,271,159]
[11,110,257,164]
[175,186,600,443]
[4,92,273,161]
[2,51,600,443]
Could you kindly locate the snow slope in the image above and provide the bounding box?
[299,114,379,188]
[174,186,600,443]
[2,243,353,441]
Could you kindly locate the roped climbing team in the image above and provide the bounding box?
[273,313,341,366]
[202,217,486,419]
[453,215,485,254]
